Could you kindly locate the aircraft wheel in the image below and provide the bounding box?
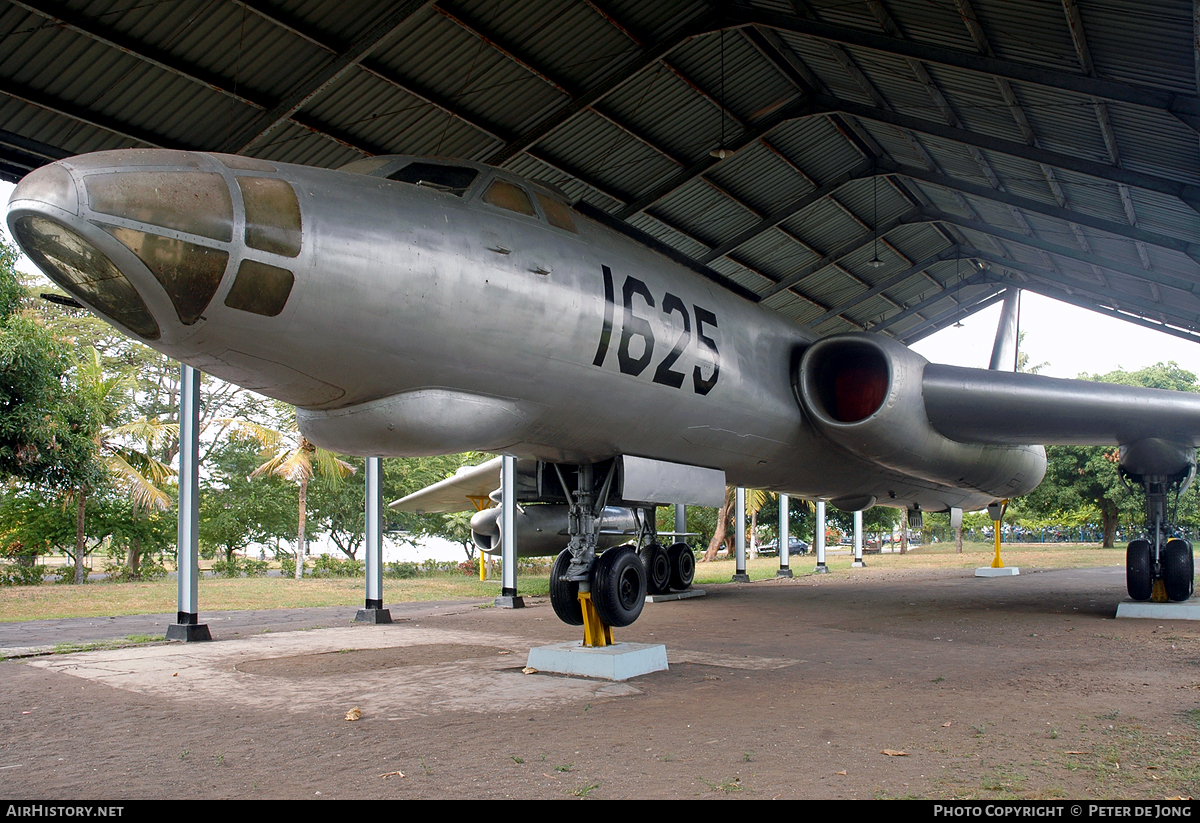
[667,542,695,590]
[1162,539,1194,602]
[638,543,670,595]
[592,546,646,628]
[549,549,583,626]
[1126,539,1153,601]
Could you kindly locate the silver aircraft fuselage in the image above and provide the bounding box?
[7,150,1052,513]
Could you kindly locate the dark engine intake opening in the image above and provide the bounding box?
[807,341,890,424]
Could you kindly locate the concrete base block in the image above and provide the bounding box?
[165,623,211,642]
[975,567,1020,577]
[730,573,751,583]
[494,594,525,609]
[526,641,668,681]
[851,560,866,568]
[813,564,830,574]
[354,608,392,624]
[775,568,794,578]
[1116,599,1200,620]
[645,588,706,604]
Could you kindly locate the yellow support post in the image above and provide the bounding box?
[991,499,1008,569]
[578,591,613,647]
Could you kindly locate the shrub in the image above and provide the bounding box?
[241,559,269,577]
[210,559,243,578]
[0,562,45,586]
[311,555,364,578]
[386,561,419,579]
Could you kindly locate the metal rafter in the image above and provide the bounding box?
[759,205,923,301]
[870,272,991,333]
[220,0,435,153]
[897,290,1009,343]
[825,96,1200,213]
[483,12,715,165]
[975,268,1200,345]
[729,6,1200,132]
[964,247,1200,329]
[806,247,962,329]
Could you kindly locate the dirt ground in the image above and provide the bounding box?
[2,564,1199,800]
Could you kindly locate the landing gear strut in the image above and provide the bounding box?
[549,464,647,644]
[1124,456,1196,603]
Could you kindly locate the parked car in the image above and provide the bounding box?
[755,537,810,556]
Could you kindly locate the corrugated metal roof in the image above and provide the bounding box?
[0,0,1197,344]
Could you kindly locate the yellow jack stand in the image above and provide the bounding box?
[991,522,1005,568]
[579,591,613,647]
[1151,578,1169,603]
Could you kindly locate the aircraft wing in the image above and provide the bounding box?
[923,365,1200,447]
[389,457,502,513]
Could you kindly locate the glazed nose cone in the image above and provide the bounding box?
[8,163,163,339]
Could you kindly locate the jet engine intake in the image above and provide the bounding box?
[795,333,1046,500]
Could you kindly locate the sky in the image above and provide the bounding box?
[3,181,1197,380]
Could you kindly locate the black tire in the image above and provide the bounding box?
[638,543,670,595]
[1127,539,1153,601]
[1162,538,1194,602]
[549,549,583,626]
[592,546,646,628]
[667,542,695,590]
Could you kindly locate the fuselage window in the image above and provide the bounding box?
[482,178,536,216]
[388,163,478,196]
[237,177,302,259]
[536,193,577,233]
[224,259,295,317]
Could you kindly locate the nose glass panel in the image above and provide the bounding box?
[100,226,229,325]
[11,215,160,340]
[86,171,234,242]
[237,177,301,258]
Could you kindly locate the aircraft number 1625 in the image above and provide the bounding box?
[591,265,721,395]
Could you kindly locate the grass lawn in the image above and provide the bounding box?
[0,542,1125,623]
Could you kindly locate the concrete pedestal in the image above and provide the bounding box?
[354,608,392,624]
[775,568,794,578]
[975,567,1020,577]
[730,573,751,583]
[526,641,668,681]
[813,564,830,574]
[851,560,866,568]
[645,588,706,604]
[494,594,525,609]
[166,623,211,642]
[1116,599,1200,620]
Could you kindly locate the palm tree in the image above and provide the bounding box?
[230,415,354,579]
[68,347,176,583]
[703,487,788,562]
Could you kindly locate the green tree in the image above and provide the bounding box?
[230,409,355,579]
[0,239,96,492]
[199,437,296,562]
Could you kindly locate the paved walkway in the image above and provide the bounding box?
[0,599,492,657]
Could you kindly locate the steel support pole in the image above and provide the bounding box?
[733,487,749,582]
[166,364,209,641]
[776,493,793,578]
[495,455,524,608]
[852,510,865,568]
[814,501,829,573]
[675,503,687,542]
[355,457,391,623]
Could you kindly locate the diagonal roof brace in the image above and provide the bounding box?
[878,159,1200,267]
[758,204,924,300]
[926,207,1200,297]
[824,97,1200,215]
[806,246,963,329]
[727,7,1200,134]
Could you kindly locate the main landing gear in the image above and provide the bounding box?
[547,463,697,643]
[1125,461,1196,604]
